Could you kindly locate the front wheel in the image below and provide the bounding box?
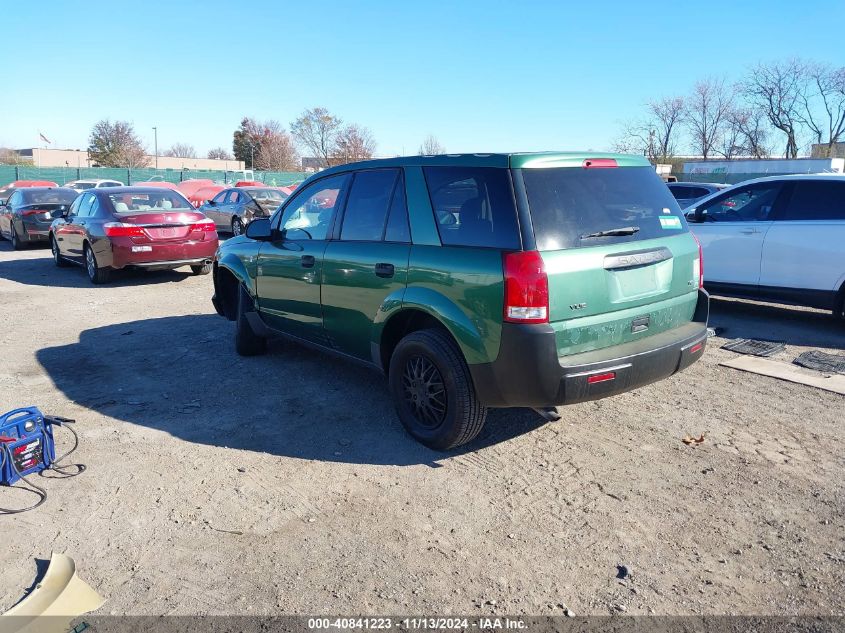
[231,217,244,236]
[388,328,487,450]
[84,244,111,284]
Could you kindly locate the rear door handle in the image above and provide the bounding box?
[301,255,315,268]
[374,262,395,278]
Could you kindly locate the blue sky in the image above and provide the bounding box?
[2,0,842,157]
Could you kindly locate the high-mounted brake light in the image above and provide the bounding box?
[583,158,618,169]
[691,233,704,288]
[503,251,549,324]
[103,222,145,237]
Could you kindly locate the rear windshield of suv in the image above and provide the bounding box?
[522,166,686,251]
[423,167,520,249]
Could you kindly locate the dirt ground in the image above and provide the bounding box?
[0,242,843,616]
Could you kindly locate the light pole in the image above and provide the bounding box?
[153,126,158,170]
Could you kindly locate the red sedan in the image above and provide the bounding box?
[49,187,219,284]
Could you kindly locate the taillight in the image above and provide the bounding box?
[583,158,618,168]
[21,208,47,216]
[104,222,145,237]
[190,218,216,232]
[691,233,704,288]
[503,251,549,324]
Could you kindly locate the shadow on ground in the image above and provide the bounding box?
[0,247,198,288]
[36,315,546,466]
[709,296,845,350]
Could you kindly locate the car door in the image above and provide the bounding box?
[205,190,229,228]
[760,179,845,297]
[57,193,93,259]
[687,181,784,289]
[256,173,351,344]
[0,190,20,237]
[321,168,411,361]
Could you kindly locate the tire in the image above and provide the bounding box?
[235,285,267,356]
[388,328,487,450]
[191,263,212,275]
[10,224,25,251]
[84,243,111,284]
[231,217,244,236]
[51,235,68,267]
[834,290,845,321]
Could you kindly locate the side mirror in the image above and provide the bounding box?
[245,218,274,240]
[206,199,216,206]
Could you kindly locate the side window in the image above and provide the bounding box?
[7,191,22,207]
[228,191,241,204]
[384,172,410,243]
[67,196,81,217]
[668,185,689,200]
[77,194,95,218]
[697,184,781,222]
[278,174,349,240]
[685,186,709,199]
[778,181,845,221]
[88,196,101,217]
[423,167,520,249]
[340,169,399,242]
[212,191,228,204]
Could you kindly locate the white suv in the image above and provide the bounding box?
[686,174,845,317]
[64,179,125,192]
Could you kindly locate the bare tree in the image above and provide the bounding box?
[335,124,376,164]
[163,143,197,158]
[290,107,343,168]
[255,131,300,171]
[742,59,806,158]
[687,78,734,159]
[724,108,771,158]
[88,120,150,168]
[419,135,445,155]
[797,63,845,157]
[613,96,685,162]
[207,147,233,160]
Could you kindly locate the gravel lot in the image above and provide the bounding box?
[0,242,843,616]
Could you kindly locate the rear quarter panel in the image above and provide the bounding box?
[403,245,505,365]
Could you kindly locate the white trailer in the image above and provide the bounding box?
[683,158,844,175]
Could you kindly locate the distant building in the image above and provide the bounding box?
[14,148,245,171]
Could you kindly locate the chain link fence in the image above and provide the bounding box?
[0,165,308,187]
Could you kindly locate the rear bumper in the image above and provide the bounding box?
[109,238,218,270]
[470,289,710,408]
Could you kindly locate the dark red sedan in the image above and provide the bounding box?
[50,187,219,284]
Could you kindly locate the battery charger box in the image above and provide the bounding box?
[0,407,55,485]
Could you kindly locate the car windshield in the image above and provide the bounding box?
[108,191,193,213]
[21,189,78,204]
[522,166,686,250]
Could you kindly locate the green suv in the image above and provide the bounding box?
[212,153,709,449]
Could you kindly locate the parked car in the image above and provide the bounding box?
[64,178,124,192]
[0,180,60,204]
[686,174,845,317]
[188,184,225,209]
[0,187,78,249]
[200,187,288,235]
[176,179,215,198]
[131,181,179,190]
[667,182,728,209]
[49,187,218,284]
[212,152,709,449]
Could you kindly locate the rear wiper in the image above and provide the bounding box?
[580,226,640,239]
